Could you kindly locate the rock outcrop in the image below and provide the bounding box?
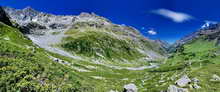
[20,22,47,34]
[0,6,12,26]
[3,6,74,34]
[155,39,170,52]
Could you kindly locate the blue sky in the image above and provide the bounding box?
[1,0,220,43]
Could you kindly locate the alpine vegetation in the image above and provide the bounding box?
[0,5,220,92]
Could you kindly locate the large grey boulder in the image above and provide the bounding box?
[167,85,188,92]
[175,75,191,87]
[192,84,201,89]
[123,83,138,92]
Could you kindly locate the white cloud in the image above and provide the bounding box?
[147,29,157,35]
[151,9,193,23]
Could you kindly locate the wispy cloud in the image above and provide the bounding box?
[151,9,193,23]
[147,29,157,35]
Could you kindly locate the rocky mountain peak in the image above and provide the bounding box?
[201,21,218,30]
[79,12,95,18]
[23,6,36,12]
[4,7,114,32]
[75,12,111,25]
[22,6,40,18]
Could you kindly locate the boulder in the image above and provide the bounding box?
[192,78,199,83]
[210,74,220,81]
[190,77,201,89]
[192,84,201,89]
[175,75,191,87]
[167,85,188,92]
[123,83,138,92]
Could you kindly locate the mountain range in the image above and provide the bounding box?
[0,6,220,92]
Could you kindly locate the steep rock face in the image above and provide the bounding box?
[20,22,47,34]
[3,6,74,34]
[0,6,12,26]
[155,39,170,52]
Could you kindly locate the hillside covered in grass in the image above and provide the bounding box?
[149,27,220,92]
[59,22,166,64]
[0,21,94,91]
[0,6,169,92]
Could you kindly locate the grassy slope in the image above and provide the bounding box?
[0,22,166,92]
[63,27,144,57]
[58,25,166,67]
[62,31,144,61]
[144,37,220,92]
[1,21,173,92]
[107,37,220,92]
[0,22,94,92]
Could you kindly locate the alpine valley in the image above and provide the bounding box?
[1,6,220,92]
